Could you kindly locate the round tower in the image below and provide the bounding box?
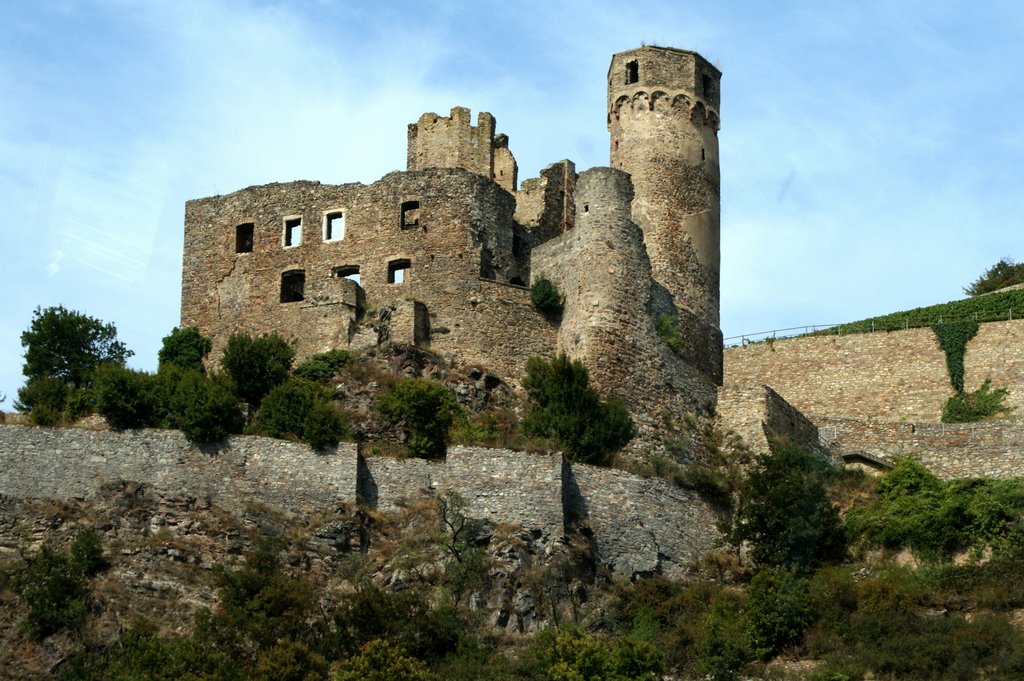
[608,47,721,335]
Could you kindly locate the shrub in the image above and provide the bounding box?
[250,377,347,448]
[377,378,463,458]
[746,567,813,659]
[519,628,662,681]
[694,593,751,681]
[941,378,1011,423]
[530,277,564,315]
[12,530,106,640]
[158,326,212,373]
[729,442,845,574]
[20,305,132,389]
[220,333,294,406]
[293,349,351,383]
[15,374,69,420]
[94,363,160,430]
[656,313,686,355]
[521,354,634,465]
[168,370,244,443]
[965,257,1024,296]
[335,640,435,681]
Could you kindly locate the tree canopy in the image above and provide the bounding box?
[964,257,1024,296]
[20,305,131,387]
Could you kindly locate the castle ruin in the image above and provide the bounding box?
[181,47,724,423]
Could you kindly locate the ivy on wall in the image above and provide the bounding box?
[932,320,979,392]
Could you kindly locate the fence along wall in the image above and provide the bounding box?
[724,319,1024,422]
[0,426,720,579]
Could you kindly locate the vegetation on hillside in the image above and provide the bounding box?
[818,287,1024,336]
[964,257,1024,296]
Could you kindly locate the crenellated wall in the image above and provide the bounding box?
[0,426,720,579]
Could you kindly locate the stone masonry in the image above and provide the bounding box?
[0,425,720,579]
[180,46,725,424]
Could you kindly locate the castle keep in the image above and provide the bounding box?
[181,47,723,419]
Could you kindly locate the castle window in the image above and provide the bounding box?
[280,269,305,303]
[387,259,411,284]
[701,147,705,161]
[625,60,639,85]
[235,223,254,253]
[702,74,713,99]
[333,265,361,285]
[324,210,345,241]
[283,217,302,247]
[401,201,420,229]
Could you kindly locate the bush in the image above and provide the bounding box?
[12,530,106,640]
[158,326,212,373]
[746,567,813,659]
[15,374,69,419]
[521,355,634,465]
[293,349,351,383]
[335,640,435,681]
[168,370,244,443]
[94,363,160,430]
[518,628,662,681]
[729,442,845,574]
[530,277,563,315]
[377,378,464,458]
[941,378,1011,423]
[220,333,294,406]
[965,257,1024,296]
[250,378,347,448]
[656,313,686,355]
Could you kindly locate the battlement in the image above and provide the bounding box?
[608,46,721,113]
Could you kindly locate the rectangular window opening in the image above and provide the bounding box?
[400,201,420,230]
[280,269,305,303]
[333,265,361,285]
[235,223,254,253]
[625,60,639,85]
[284,217,302,247]
[324,211,345,241]
[387,259,411,284]
[702,74,713,99]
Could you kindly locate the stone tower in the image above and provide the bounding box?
[608,46,723,383]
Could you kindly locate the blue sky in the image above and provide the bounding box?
[1,0,1022,405]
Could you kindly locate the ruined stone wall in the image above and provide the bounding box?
[533,167,718,433]
[514,160,576,247]
[717,384,837,463]
[608,46,722,345]
[566,464,720,579]
[182,169,548,380]
[406,107,517,192]
[0,425,359,514]
[724,320,1024,422]
[819,416,1024,480]
[0,425,723,579]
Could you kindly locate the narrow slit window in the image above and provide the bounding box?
[324,211,344,241]
[625,60,639,84]
[280,269,305,303]
[702,74,713,98]
[235,223,254,253]
[400,201,420,229]
[333,265,361,285]
[387,259,411,284]
[284,217,302,247]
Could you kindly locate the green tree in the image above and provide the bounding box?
[377,378,464,458]
[167,370,244,443]
[335,640,435,681]
[220,333,294,406]
[158,326,212,373]
[746,567,812,660]
[20,305,131,388]
[729,442,845,574]
[964,257,1024,296]
[521,354,634,465]
[93,363,160,430]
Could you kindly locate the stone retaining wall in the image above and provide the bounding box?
[0,425,721,579]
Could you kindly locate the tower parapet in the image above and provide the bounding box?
[407,107,518,192]
[608,46,722,383]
